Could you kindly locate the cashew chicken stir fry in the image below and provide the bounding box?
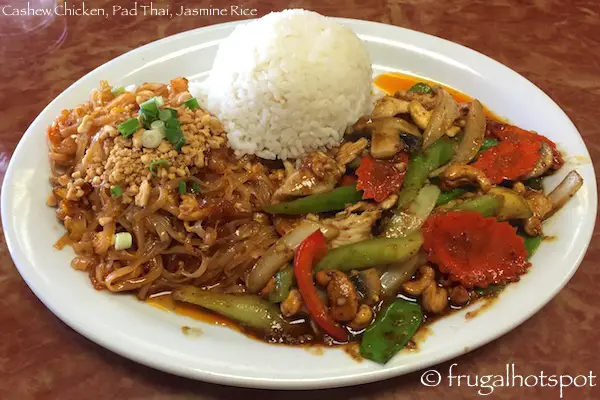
[169,79,584,364]
[50,76,584,365]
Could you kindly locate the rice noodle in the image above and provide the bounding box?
[48,81,283,300]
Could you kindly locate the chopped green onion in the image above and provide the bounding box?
[150,120,166,134]
[191,182,201,194]
[178,181,187,194]
[165,127,186,152]
[155,96,164,107]
[149,160,171,175]
[139,112,154,129]
[173,137,186,151]
[140,97,160,116]
[110,185,123,198]
[165,118,181,129]
[117,118,141,137]
[114,232,133,250]
[165,128,181,142]
[184,97,200,110]
[111,86,125,96]
[159,108,177,121]
[141,129,163,149]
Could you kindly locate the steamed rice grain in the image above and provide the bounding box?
[194,9,373,160]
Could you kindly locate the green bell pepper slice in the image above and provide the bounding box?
[360,299,423,364]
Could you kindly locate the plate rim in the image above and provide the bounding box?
[2,17,597,390]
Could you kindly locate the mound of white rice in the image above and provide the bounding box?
[196,9,373,160]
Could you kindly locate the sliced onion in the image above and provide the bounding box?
[451,100,486,163]
[545,170,583,219]
[422,89,460,149]
[383,184,440,238]
[246,220,339,293]
[379,252,427,298]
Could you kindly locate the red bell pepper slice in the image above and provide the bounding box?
[294,230,349,342]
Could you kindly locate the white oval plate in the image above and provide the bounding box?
[2,18,597,390]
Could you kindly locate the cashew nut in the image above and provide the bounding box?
[525,190,553,219]
[523,190,553,236]
[348,304,374,330]
[449,285,470,306]
[323,270,359,322]
[440,163,491,193]
[422,283,449,314]
[524,216,543,237]
[280,289,303,318]
[512,181,526,195]
[379,194,398,210]
[315,270,332,287]
[402,265,435,296]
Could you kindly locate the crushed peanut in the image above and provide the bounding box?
[61,86,226,199]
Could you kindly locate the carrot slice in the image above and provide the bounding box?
[472,139,541,184]
[356,153,408,202]
[422,211,529,288]
[487,121,564,171]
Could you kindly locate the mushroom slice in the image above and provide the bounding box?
[368,117,422,159]
[522,142,554,180]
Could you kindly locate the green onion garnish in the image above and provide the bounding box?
[117,118,141,137]
[110,185,123,198]
[159,108,177,121]
[149,160,171,175]
[139,112,154,129]
[191,182,201,194]
[165,118,181,129]
[150,120,166,137]
[114,232,133,250]
[173,137,186,151]
[150,120,165,130]
[165,127,186,152]
[184,97,200,110]
[155,96,164,107]
[165,127,180,142]
[140,97,160,116]
[178,181,187,194]
[111,86,125,96]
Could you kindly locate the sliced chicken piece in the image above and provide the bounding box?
[371,96,410,119]
[394,89,437,109]
[324,210,381,248]
[272,152,344,201]
[335,138,368,166]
